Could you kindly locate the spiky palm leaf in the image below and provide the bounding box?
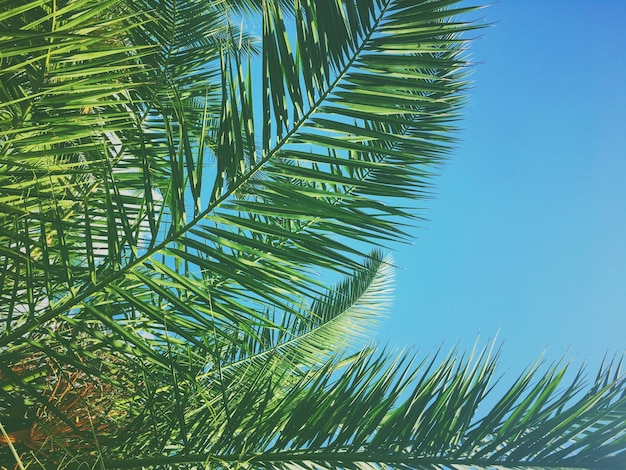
[1,0,476,352]
[1,0,625,468]
[103,347,626,469]
[2,0,471,384]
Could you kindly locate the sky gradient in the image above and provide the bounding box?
[380,1,626,377]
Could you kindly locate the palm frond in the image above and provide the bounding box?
[213,249,394,374]
[1,0,480,370]
[4,1,623,469]
[104,345,626,470]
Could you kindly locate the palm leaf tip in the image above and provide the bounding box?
[209,250,395,385]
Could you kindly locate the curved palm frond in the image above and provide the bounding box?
[104,345,626,470]
[3,0,623,468]
[108,250,396,460]
[1,0,479,383]
[212,249,394,376]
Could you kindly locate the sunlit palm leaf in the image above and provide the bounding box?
[1,0,478,365]
[208,249,394,381]
[3,0,623,468]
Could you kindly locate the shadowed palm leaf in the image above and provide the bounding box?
[106,347,626,469]
[0,0,624,467]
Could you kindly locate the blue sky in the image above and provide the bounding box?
[379,1,626,377]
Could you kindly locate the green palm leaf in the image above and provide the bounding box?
[103,345,625,469]
[1,0,624,468]
[1,0,477,366]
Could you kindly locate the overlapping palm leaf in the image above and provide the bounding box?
[1,0,625,467]
[104,346,626,469]
[2,0,477,373]
[105,250,396,460]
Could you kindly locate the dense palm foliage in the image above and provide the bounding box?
[1,0,625,468]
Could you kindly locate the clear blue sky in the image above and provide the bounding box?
[379,1,626,377]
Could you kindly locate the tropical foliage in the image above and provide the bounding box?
[0,0,624,468]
